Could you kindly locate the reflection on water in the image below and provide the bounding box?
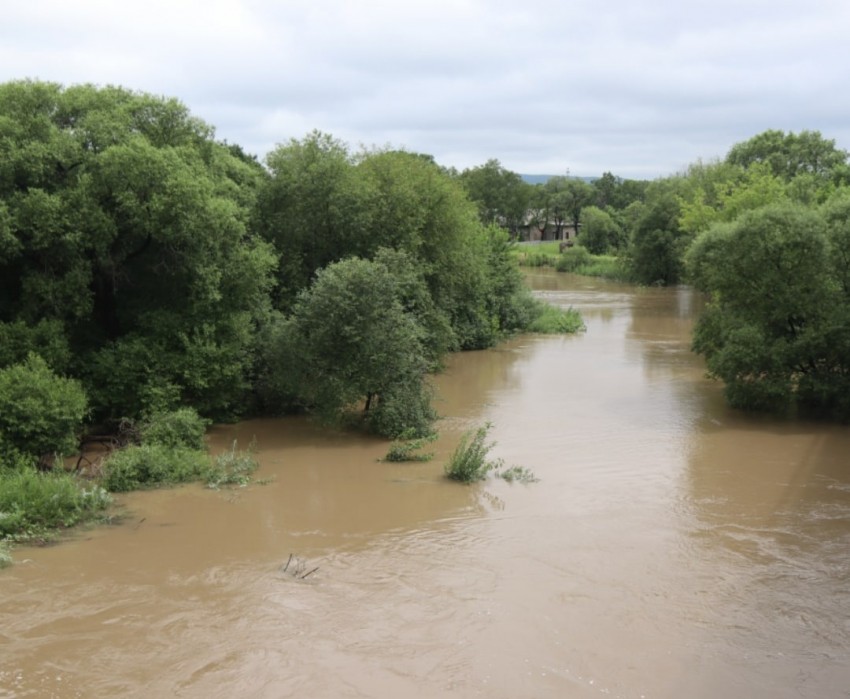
[2,270,849,698]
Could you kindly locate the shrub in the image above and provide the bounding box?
[206,441,259,488]
[445,423,502,483]
[0,354,88,459]
[528,303,586,334]
[383,430,437,462]
[102,444,210,492]
[0,469,111,540]
[555,246,592,272]
[140,407,209,450]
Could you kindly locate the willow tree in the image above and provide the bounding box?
[0,80,276,420]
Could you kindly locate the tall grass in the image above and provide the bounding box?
[0,469,111,540]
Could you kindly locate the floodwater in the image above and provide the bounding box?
[2,270,850,698]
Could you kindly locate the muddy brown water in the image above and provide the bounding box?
[2,270,850,698]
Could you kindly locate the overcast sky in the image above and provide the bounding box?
[2,0,848,179]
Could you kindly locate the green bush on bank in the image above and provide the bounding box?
[0,354,88,461]
[140,408,209,450]
[102,443,210,492]
[0,469,111,540]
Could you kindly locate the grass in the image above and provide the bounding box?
[0,469,112,541]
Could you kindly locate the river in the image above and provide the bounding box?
[2,270,849,698]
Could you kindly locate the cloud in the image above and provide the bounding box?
[2,0,848,178]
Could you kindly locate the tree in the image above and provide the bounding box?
[628,185,689,285]
[256,131,371,307]
[577,206,623,254]
[459,159,531,236]
[263,257,435,437]
[687,202,850,418]
[0,80,276,420]
[726,129,849,183]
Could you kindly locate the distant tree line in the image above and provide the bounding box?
[457,130,850,421]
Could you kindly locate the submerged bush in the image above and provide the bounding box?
[383,430,437,462]
[0,469,111,540]
[206,441,259,488]
[445,423,502,483]
[102,444,210,492]
[528,303,586,334]
[496,465,539,483]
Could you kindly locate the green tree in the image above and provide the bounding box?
[687,202,850,418]
[577,206,623,254]
[263,257,435,437]
[726,129,849,183]
[0,354,88,462]
[256,131,371,307]
[628,185,689,285]
[459,159,531,236]
[0,80,276,420]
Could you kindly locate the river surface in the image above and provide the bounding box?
[2,270,850,699]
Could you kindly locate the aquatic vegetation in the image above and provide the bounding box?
[445,423,502,483]
[206,441,260,488]
[383,430,437,462]
[496,465,539,483]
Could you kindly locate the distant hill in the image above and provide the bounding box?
[521,174,597,185]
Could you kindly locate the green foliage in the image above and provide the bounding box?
[0,319,71,372]
[263,257,435,438]
[577,206,624,254]
[206,441,259,488]
[445,423,502,483]
[0,353,87,459]
[687,202,850,419]
[459,158,531,234]
[555,246,593,272]
[0,541,11,568]
[101,443,210,492]
[0,80,276,422]
[726,129,849,183]
[0,469,111,540]
[628,189,690,286]
[528,303,586,334]
[383,430,437,462]
[496,465,539,483]
[140,407,209,450]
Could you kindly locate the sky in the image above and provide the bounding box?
[1,0,848,179]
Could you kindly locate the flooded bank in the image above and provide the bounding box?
[2,270,849,698]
